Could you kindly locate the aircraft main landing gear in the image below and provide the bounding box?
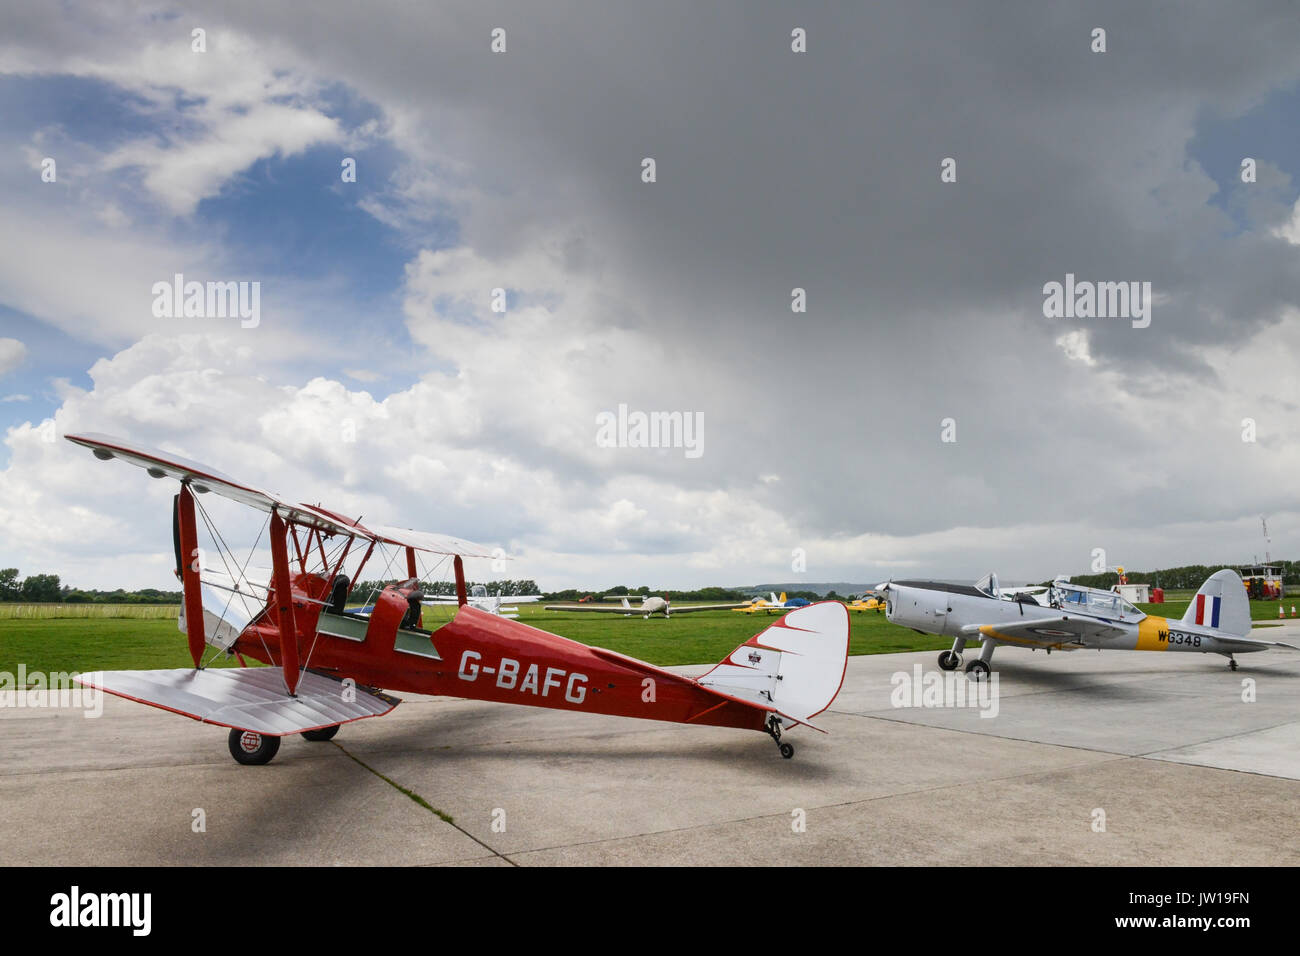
[228,728,280,765]
[939,636,966,671]
[301,724,340,742]
[1228,656,1239,671]
[964,639,997,681]
[766,714,794,759]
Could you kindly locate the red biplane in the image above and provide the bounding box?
[67,434,849,764]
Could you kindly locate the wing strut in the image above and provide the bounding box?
[175,485,206,668]
[454,555,468,607]
[268,510,301,695]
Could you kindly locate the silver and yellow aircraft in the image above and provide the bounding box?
[881,569,1297,678]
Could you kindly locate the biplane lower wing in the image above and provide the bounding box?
[76,668,399,736]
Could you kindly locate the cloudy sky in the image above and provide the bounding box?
[2,1,1299,592]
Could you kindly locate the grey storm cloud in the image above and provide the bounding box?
[4,0,1300,584]
[136,3,1300,521]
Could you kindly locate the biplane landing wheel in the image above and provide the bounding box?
[964,659,991,681]
[228,728,281,766]
[1229,659,1239,671]
[301,725,340,742]
[938,650,961,671]
[779,742,795,759]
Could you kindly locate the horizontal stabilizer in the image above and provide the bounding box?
[1214,634,1300,652]
[76,668,399,736]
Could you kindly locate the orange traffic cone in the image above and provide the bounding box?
[1291,606,1297,618]
[1279,605,1285,619]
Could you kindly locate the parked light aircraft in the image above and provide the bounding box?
[425,584,541,619]
[881,569,1297,677]
[846,594,886,613]
[733,592,813,615]
[543,595,746,618]
[66,434,849,763]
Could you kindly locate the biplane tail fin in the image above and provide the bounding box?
[1182,569,1252,639]
[695,601,849,728]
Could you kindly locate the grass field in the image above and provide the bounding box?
[0,617,244,676]
[0,594,1292,678]
[0,604,178,620]
[0,603,947,675]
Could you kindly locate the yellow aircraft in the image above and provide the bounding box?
[846,594,887,613]
[732,592,811,614]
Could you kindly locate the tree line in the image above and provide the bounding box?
[1065,560,1299,590]
[0,569,181,604]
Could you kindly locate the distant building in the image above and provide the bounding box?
[1238,565,1284,600]
[1112,583,1150,604]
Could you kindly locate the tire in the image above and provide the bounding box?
[228,728,281,765]
[779,742,795,759]
[301,724,340,742]
[937,650,961,671]
[964,659,991,681]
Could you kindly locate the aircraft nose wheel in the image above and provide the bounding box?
[228,728,281,765]
[938,650,961,671]
[964,659,991,680]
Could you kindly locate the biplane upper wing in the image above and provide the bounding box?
[76,668,399,736]
[66,433,361,537]
[365,525,500,559]
[66,433,500,557]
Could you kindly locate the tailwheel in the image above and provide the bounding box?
[938,650,961,671]
[228,728,281,766]
[301,724,340,742]
[765,713,793,759]
[964,659,991,681]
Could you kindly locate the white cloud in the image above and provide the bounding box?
[1056,329,1097,366]
[3,26,344,217]
[1274,198,1300,245]
[101,103,339,216]
[0,338,26,377]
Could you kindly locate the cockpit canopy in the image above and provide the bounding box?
[1051,583,1144,620]
[975,572,1000,599]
